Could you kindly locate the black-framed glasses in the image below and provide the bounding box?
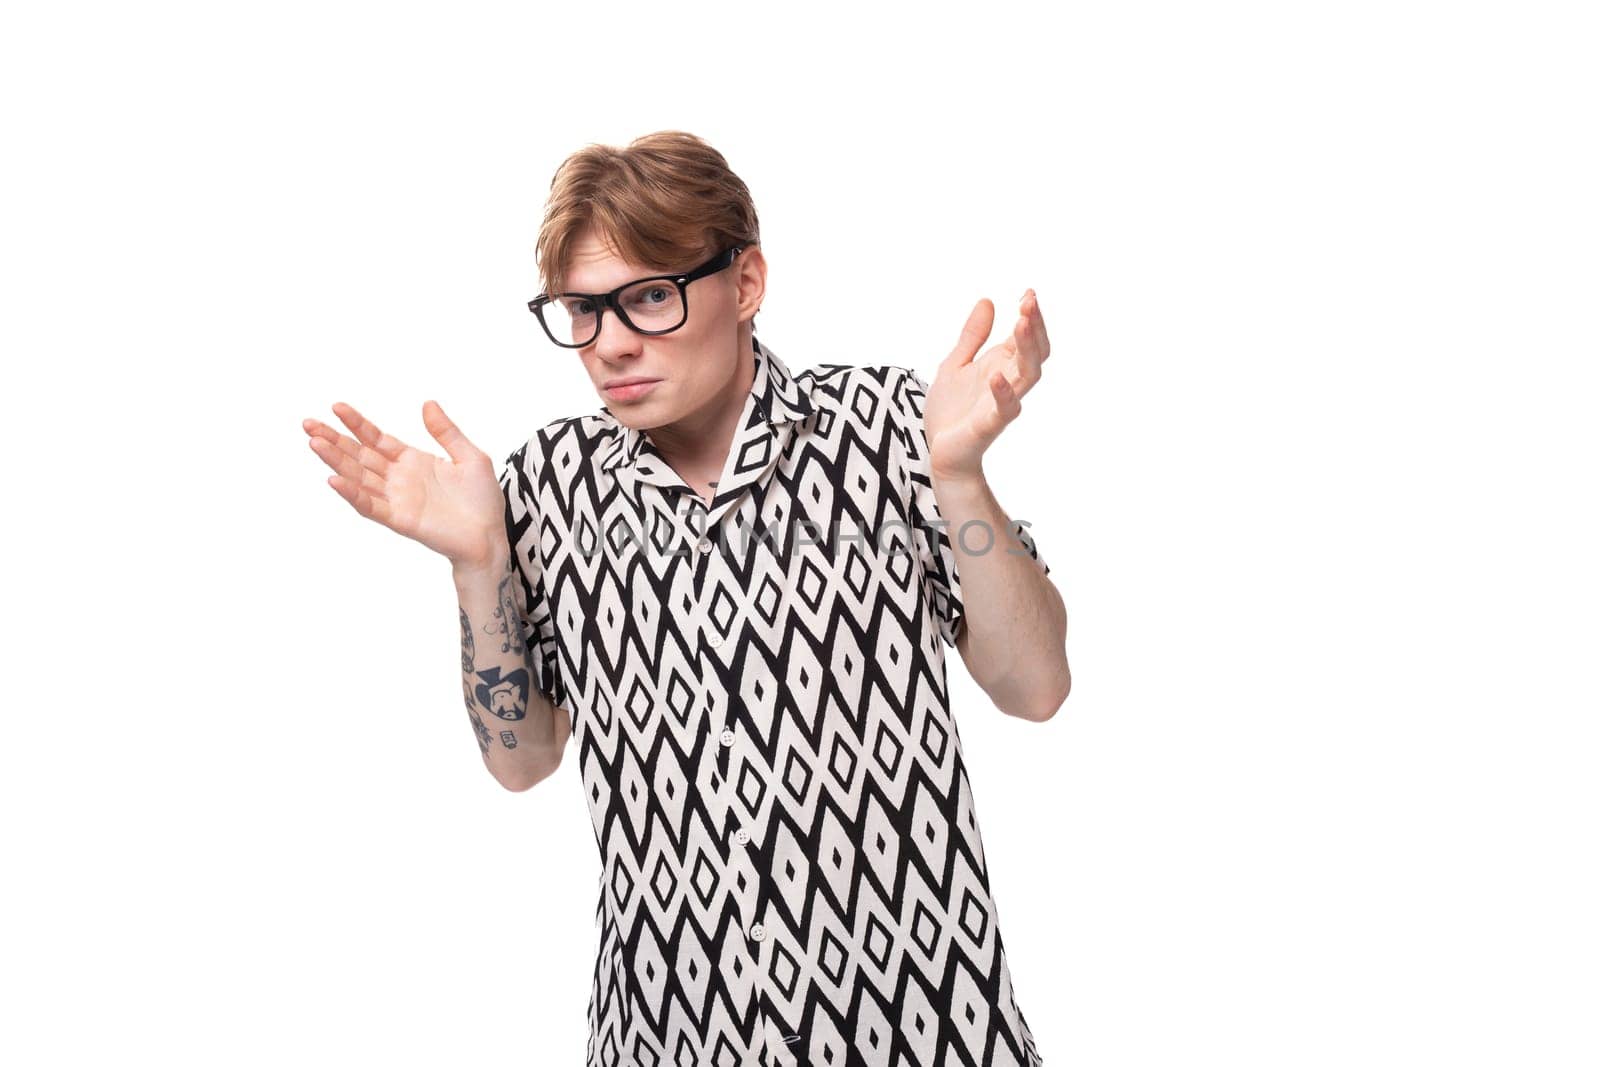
[527,245,744,349]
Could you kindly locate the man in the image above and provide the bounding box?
[304,131,1069,1067]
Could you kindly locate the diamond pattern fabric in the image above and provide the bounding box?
[499,336,1048,1066]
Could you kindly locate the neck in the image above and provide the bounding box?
[646,331,756,500]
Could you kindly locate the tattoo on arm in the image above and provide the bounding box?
[472,664,530,721]
[459,559,545,762]
[493,572,521,655]
[468,705,493,757]
[461,679,490,759]
[486,564,542,697]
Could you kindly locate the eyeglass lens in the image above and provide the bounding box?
[542,278,685,347]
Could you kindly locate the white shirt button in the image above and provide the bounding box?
[706,632,722,648]
[719,728,735,747]
[734,827,750,846]
[749,923,765,942]
[696,538,711,554]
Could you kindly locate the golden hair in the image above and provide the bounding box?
[536,130,761,299]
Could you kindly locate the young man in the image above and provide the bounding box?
[304,131,1069,1067]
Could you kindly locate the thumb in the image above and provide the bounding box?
[421,400,480,465]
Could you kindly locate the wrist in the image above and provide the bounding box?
[452,545,511,586]
[930,466,988,496]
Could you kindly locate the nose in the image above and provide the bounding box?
[590,302,643,361]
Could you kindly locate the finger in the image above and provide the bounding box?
[422,400,481,466]
[308,415,393,483]
[308,435,391,501]
[984,371,1022,435]
[326,472,394,526]
[1012,304,1044,390]
[964,374,1010,447]
[303,417,389,474]
[943,298,995,372]
[1022,288,1051,363]
[331,402,410,462]
[984,333,1033,404]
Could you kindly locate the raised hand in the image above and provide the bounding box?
[923,289,1051,482]
[302,400,508,569]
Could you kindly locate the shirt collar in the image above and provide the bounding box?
[598,334,814,477]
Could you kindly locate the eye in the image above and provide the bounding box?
[639,286,672,305]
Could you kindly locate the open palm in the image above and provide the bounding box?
[923,289,1051,482]
[302,400,507,569]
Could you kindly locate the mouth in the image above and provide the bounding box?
[603,377,662,401]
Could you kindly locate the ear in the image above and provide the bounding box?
[736,244,768,328]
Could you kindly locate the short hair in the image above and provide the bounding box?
[536,130,761,300]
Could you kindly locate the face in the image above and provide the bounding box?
[558,227,765,432]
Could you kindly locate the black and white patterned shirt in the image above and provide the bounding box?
[499,336,1050,1067]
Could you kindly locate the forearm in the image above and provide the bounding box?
[454,547,566,790]
[931,471,1070,720]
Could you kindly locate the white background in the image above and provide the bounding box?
[4,1,1596,1063]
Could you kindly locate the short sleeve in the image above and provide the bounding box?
[498,443,570,715]
[888,368,1051,648]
